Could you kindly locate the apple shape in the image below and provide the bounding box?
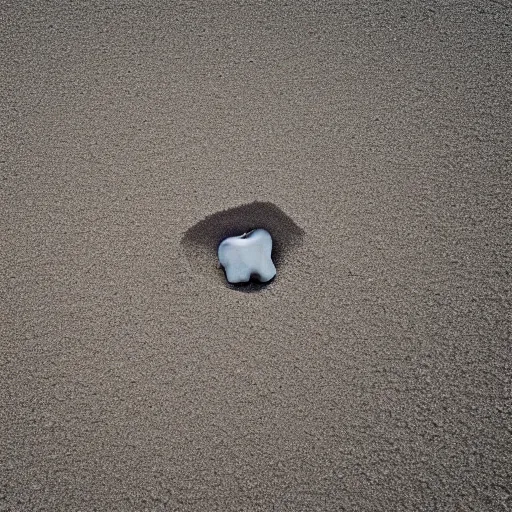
[217,229,276,284]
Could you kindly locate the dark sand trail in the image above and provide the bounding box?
[1,1,511,510]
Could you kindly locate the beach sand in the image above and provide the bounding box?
[1,1,510,510]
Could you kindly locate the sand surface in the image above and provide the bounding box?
[1,1,511,510]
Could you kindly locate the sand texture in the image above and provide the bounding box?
[1,1,511,510]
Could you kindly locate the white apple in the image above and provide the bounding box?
[217,229,276,284]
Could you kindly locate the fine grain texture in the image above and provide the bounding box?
[1,1,511,511]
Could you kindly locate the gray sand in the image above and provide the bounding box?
[1,1,511,510]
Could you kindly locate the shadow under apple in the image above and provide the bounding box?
[180,201,304,292]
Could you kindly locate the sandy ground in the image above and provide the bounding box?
[1,1,511,510]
